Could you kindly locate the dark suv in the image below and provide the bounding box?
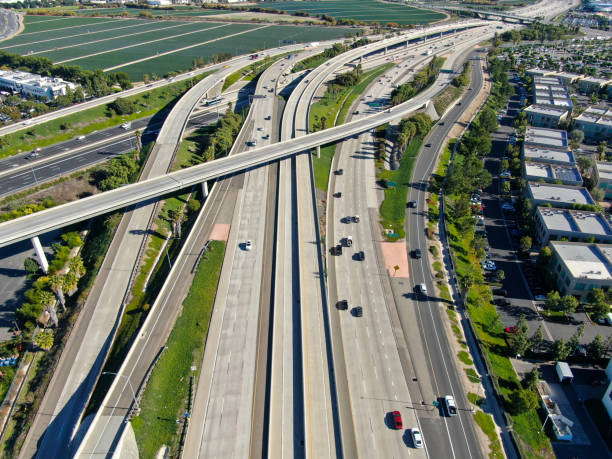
[336,300,348,310]
[412,249,422,259]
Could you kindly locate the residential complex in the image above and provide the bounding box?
[527,182,595,208]
[524,126,569,149]
[574,107,612,142]
[548,241,612,298]
[524,104,569,129]
[532,76,572,108]
[522,144,575,166]
[523,161,582,186]
[534,207,612,246]
[596,162,612,199]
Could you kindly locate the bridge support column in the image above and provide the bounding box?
[384,47,387,55]
[31,236,48,274]
[201,181,209,199]
[316,145,321,159]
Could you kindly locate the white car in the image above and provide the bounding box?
[500,170,512,178]
[501,203,515,212]
[412,428,424,448]
[444,395,458,416]
[245,240,252,251]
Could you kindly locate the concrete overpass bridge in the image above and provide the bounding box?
[436,5,537,23]
[0,21,485,250]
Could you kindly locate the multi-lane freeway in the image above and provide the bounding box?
[4,1,581,457]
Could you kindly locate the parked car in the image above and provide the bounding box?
[494,298,511,306]
[500,170,512,178]
[493,288,507,297]
[534,294,547,301]
[504,326,516,334]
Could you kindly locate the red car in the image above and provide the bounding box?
[504,326,516,334]
[392,410,403,429]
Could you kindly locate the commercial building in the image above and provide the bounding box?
[524,104,569,129]
[574,107,612,142]
[522,145,575,166]
[548,241,612,298]
[527,182,595,208]
[532,76,572,109]
[523,161,582,186]
[596,162,612,199]
[524,127,569,150]
[534,207,612,245]
[0,70,77,100]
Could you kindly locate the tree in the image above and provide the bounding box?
[570,129,585,150]
[48,275,66,312]
[459,269,478,295]
[560,294,579,315]
[519,235,532,254]
[545,291,561,310]
[512,331,529,357]
[34,329,54,351]
[587,334,605,360]
[187,198,201,214]
[24,257,40,276]
[529,325,544,352]
[587,288,610,320]
[513,313,526,332]
[597,141,608,159]
[522,368,540,390]
[508,389,538,414]
[551,339,571,361]
[568,323,585,355]
[68,256,85,278]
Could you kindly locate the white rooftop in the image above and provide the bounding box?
[528,182,595,205]
[525,127,569,148]
[523,145,574,164]
[597,162,612,181]
[550,241,612,281]
[537,207,612,236]
[525,104,568,117]
[524,162,582,183]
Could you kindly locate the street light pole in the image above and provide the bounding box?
[102,372,139,411]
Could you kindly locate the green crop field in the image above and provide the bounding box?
[257,0,445,25]
[73,7,230,17]
[4,15,355,80]
[116,24,355,79]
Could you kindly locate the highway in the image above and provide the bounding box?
[0,95,247,198]
[20,45,283,459]
[0,24,494,248]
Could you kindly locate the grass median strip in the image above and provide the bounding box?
[132,240,226,457]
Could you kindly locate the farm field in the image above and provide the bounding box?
[72,7,231,17]
[257,0,446,25]
[2,15,355,80]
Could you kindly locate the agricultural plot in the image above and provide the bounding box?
[0,19,171,53]
[75,7,230,17]
[257,0,445,25]
[116,24,354,80]
[6,13,354,80]
[36,22,232,63]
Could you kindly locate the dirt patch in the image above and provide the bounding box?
[0,173,97,212]
[209,223,230,242]
[380,241,409,278]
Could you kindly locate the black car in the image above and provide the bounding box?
[425,143,432,148]
[408,200,417,208]
[331,244,342,256]
[493,288,507,297]
[357,250,365,261]
[493,298,511,306]
[412,249,422,259]
[352,307,363,317]
[335,169,344,176]
[336,300,348,310]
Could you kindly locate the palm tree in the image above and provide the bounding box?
[49,275,66,312]
[68,256,85,278]
[39,290,58,327]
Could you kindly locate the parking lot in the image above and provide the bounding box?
[477,76,612,344]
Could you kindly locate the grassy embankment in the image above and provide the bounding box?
[132,240,226,457]
[0,74,210,159]
[309,63,394,191]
